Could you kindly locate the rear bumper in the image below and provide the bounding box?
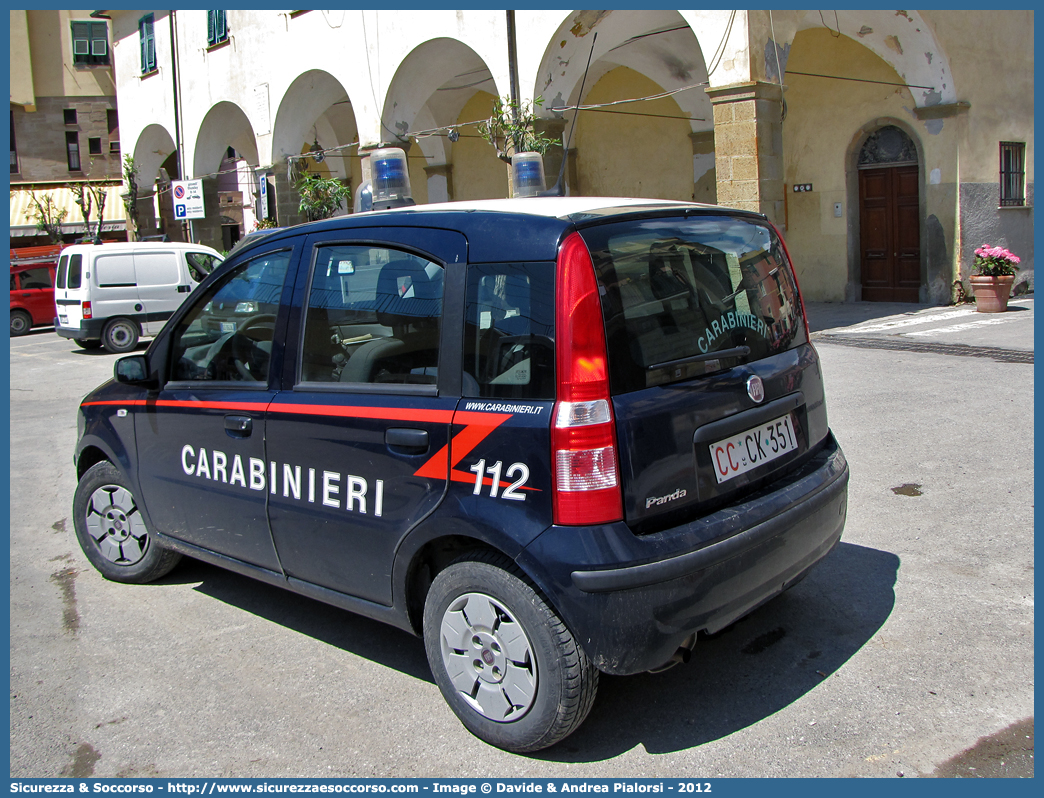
[518,432,849,675]
[55,318,104,340]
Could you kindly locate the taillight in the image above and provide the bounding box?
[552,232,623,526]
[81,301,92,319]
[769,222,810,340]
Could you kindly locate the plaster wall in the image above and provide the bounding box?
[26,10,115,99]
[10,11,34,106]
[782,28,960,302]
[450,92,509,202]
[573,67,693,200]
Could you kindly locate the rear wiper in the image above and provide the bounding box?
[647,345,751,371]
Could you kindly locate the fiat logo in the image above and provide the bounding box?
[747,376,765,404]
[481,649,495,665]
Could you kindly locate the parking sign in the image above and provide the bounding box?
[172,180,205,220]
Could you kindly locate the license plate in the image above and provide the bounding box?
[709,414,797,484]
[220,321,237,334]
[58,314,68,325]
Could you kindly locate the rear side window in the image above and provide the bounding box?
[169,250,292,383]
[463,263,555,400]
[581,216,807,394]
[66,254,83,290]
[299,245,443,386]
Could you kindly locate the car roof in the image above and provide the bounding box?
[230,197,763,264]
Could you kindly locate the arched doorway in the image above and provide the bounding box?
[858,125,921,302]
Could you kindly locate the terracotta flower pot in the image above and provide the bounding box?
[969,274,1016,313]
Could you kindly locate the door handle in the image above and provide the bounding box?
[225,415,253,437]
[386,427,428,452]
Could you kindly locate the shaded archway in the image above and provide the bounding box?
[192,102,259,249]
[131,124,177,239]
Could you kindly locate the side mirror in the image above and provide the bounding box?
[114,355,150,385]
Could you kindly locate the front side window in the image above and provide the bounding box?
[1000,142,1026,207]
[169,250,291,383]
[463,263,555,399]
[299,245,443,385]
[207,11,229,46]
[185,251,221,282]
[139,15,157,74]
[581,216,808,394]
[71,21,109,66]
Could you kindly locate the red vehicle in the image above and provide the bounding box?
[10,244,62,336]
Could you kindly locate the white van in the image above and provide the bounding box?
[54,242,223,353]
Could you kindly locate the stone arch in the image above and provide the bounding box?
[130,124,177,239]
[382,37,503,201]
[271,70,361,222]
[534,10,714,198]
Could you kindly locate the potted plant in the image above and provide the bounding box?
[969,244,1021,313]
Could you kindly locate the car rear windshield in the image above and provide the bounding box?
[580,214,807,394]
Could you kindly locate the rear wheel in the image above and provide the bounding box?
[102,318,139,354]
[73,461,181,583]
[423,551,598,752]
[10,309,31,336]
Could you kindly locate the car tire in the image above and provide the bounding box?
[423,550,599,752]
[74,339,103,350]
[73,461,182,583]
[10,309,31,336]
[102,318,140,354]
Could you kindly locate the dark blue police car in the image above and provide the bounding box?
[72,196,849,752]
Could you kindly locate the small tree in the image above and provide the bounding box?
[70,160,110,242]
[478,95,556,163]
[296,171,352,222]
[122,155,141,241]
[26,192,68,243]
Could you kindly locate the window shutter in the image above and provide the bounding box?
[139,15,156,73]
[207,11,216,45]
[216,11,227,42]
[90,22,108,57]
[72,22,90,56]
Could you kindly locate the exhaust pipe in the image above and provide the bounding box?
[647,634,697,674]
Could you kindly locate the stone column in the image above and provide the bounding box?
[191,177,223,249]
[689,130,716,204]
[706,81,784,225]
[534,117,567,192]
[273,161,304,227]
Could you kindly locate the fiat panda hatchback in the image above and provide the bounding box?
[72,197,848,752]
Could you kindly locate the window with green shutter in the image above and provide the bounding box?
[207,11,229,46]
[139,14,157,74]
[72,20,109,66]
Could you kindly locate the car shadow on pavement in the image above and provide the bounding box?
[169,558,436,684]
[157,539,897,758]
[539,541,899,760]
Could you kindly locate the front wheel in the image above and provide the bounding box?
[73,461,181,583]
[102,318,140,354]
[423,551,598,752]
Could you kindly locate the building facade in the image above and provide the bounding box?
[101,9,1032,301]
[9,9,128,244]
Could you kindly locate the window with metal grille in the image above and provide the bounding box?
[139,14,157,74]
[207,11,229,46]
[71,21,109,66]
[999,142,1026,207]
[66,132,81,171]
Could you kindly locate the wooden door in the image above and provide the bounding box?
[859,165,921,302]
